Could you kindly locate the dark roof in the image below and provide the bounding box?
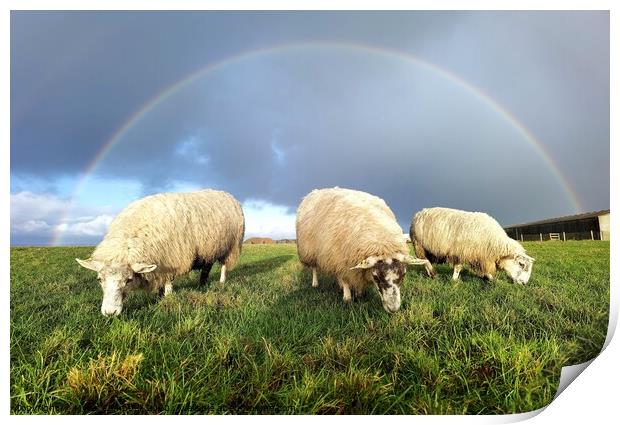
[504,209,610,229]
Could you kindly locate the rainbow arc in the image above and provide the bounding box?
[52,42,583,245]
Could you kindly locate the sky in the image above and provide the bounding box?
[10,10,610,246]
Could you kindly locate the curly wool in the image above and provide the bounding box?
[296,187,409,293]
[410,207,525,276]
[91,189,245,291]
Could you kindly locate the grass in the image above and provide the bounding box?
[10,241,609,414]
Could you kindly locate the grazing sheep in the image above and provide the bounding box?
[410,207,534,284]
[76,189,245,316]
[296,187,429,313]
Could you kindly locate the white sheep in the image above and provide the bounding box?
[410,207,534,284]
[296,187,429,313]
[76,189,245,316]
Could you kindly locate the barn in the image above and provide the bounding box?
[504,209,610,241]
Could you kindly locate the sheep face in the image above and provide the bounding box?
[369,259,406,313]
[352,254,429,313]
[499,254,534,285]
[76,259,156,316]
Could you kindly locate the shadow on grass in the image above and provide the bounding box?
[172,255,295,288]
[232,255,295,279]
[123,255,296,316]
[210,267,399,413]
[260,265,389,331]
[291,264,448,313]
[213,260,533,414]
[410,262,498,289]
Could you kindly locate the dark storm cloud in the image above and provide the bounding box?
[10,11,463,176]
[11,10,609,242]
[90,47,581,227]
[412,11,609,211]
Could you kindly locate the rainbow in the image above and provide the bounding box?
[52,41,584,245]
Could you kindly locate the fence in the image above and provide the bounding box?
[514,231,608,242]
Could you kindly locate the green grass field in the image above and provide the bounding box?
[10,241,609,414]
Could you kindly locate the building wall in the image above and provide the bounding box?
[599,213,610,241]
[505,212,610,241]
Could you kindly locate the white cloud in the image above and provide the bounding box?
[242,199,296,240]
[11,190,298,245]
[55,215,114,237]
[11,219,52,233]
[10,191,68,239]
[10,191,68,222]
[10,191,120,244]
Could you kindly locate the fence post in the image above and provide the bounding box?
[520,234,523,242]
[540,233,542,242]
[591,230,594,240]
[563,231,566,241]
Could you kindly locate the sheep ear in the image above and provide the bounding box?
[401,255,430,266]
[521,254,535,262]
[76,258,104,272]
[131,263,157,274]
[351,256,379,270]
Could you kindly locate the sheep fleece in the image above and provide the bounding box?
[296,187,409,292]
[90,189,245,290]
[410,207,525,276]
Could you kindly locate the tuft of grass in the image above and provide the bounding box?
[65,352,144,412]
[10,242,609,414]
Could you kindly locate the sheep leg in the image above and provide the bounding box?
[425,262,436,278]
[158,281,173,297]
[200,263,213,285]
[312,267,319,288]
[480,261,496,282]
[219,264,227,283]
[354,287,367,298]
[341,281,352,304]
[414,241,435,277]
[452,264,463,281]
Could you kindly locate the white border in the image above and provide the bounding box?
[4,1,616,423]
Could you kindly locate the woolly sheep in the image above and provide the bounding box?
[76,189,245,316]
[409,207,534,284]
[296,187,429,313]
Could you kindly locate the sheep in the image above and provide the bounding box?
[409,207,534,284]
[76,189,245,316]
[296,187,429,313]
